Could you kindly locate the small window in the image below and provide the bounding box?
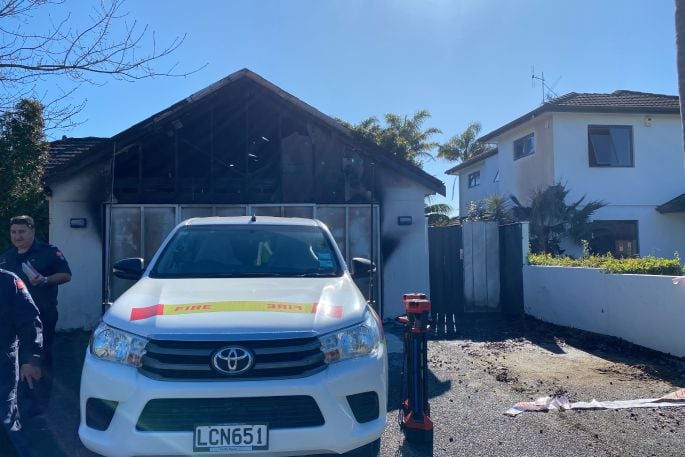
[588,125,633,167]
[493,170,500,183]
[513,133,535,160]
[468,171,481,188]
[589,220,638,257]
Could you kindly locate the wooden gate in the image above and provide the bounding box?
[499,223,527,315]
[428,225,464,337]
[463,221,500,312]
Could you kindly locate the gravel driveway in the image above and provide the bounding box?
[15,314,685,457]
[381,314,685,457]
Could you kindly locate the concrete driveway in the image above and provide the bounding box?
[15,314,685,456]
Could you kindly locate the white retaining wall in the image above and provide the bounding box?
[523,265,685,357]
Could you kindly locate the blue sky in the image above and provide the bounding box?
[33,0,679,213]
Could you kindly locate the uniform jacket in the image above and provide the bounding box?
[0,241,72,312]
[0,269,43,401]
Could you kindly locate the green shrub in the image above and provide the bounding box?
[528,252,683,276]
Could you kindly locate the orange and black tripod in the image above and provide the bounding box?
[397,293,434,444]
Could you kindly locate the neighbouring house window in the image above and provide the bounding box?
[513,133,535,160]
[468,171,481,188]
[589,220,639,257]
[588,125,633,167]
[493,170,500,183]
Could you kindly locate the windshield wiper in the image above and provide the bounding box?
[225,272,295,277]
[233,271,340,278]
[297,272,340,277]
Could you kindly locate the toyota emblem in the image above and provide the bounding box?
[211,346,254,375]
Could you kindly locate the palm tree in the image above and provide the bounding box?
[463,194,512,224]
[341,110,447,224]
[510,183,605,255]
[676,0,685,151]
[482,194,512,223]
[437,122,491,162]
[437,121,495,199]
[425,202,454,226]
[343,110,441,167]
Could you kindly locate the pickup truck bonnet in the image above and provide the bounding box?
[104,275,368,338]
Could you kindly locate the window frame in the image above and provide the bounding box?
[587,125,634,168]
[590,219,639,257]
[513,133,535,161]
[467,171,481,188]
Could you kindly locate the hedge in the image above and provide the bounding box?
[528,253,683,276]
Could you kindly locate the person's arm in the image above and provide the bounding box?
[29,245,72,287]
[31,271,71,286]
[10,276,43,388]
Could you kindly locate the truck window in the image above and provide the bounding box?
[150,225,343,278]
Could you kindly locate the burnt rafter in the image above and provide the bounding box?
[112,83,374,205]
[48,69,445,200]
[113,87,244,202]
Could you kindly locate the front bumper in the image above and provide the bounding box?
[79,346,387,457]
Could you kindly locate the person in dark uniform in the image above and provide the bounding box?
[0,216,70,417]
[0,269,42,456]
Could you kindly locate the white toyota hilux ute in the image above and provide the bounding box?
[79,216,387,457]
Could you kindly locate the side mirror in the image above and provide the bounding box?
[113,258,144,280]
[351,257,376,278]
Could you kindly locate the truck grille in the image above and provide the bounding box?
[139,336,326,380]
[136,396,325,432]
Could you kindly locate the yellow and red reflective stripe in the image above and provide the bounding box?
[130,303,165,320]
[129,300,343,321]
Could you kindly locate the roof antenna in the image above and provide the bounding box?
[531,66,560,104]
[251,212,257,222]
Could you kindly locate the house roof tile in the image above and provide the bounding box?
[548,90,679,110]
[47,136,107,173]
[479,90,680,143]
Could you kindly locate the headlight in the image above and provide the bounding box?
[319,309,383,364]
[90,322,148,367]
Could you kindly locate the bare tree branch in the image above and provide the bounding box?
[0,0,205,128]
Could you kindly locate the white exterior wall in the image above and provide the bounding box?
[552,113,685,257]
[524,265,685,357]
[456,110,555,216]
[457,154,500,216]
[553,113,683,206]
[49,163,110,330]
[495,113,555,204]
[378,171,432,318]
[482,110,684,257]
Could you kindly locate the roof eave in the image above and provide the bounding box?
[656,193,685,213]
[444,148,499,175]
[479,105,680,143]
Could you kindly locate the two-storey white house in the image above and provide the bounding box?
[447,90,685,258]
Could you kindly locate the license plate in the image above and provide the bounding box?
[193,424,268,452]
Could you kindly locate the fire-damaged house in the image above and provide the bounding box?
[45,69,445,330]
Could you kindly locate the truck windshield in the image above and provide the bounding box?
[149,224,344,278]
